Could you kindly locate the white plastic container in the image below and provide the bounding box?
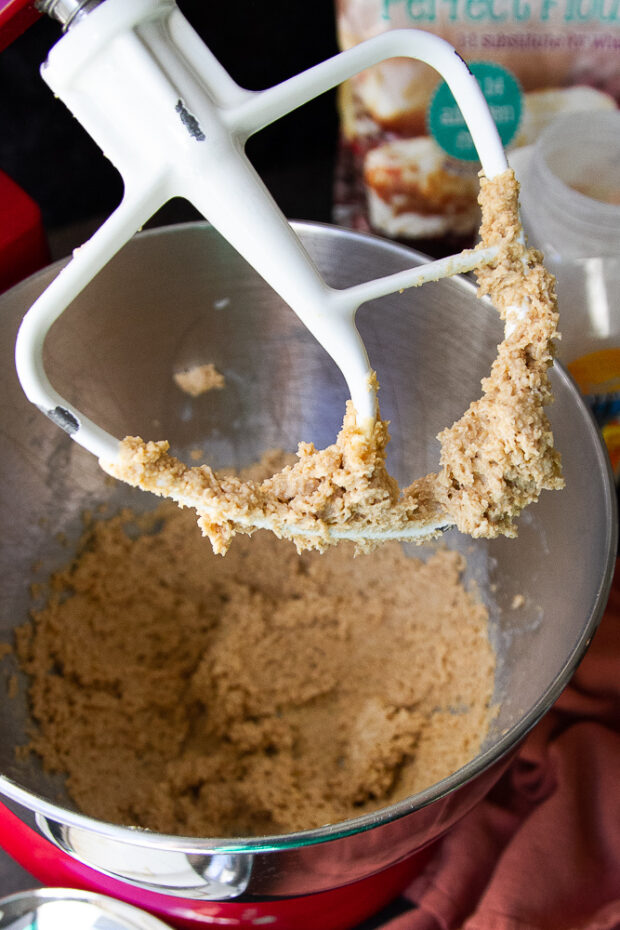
[519,111,620,364]
[516,111,620,475]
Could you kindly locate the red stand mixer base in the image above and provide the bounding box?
[0,801,433,929]
[0,170,50,294]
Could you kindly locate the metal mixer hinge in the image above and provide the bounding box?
[35,0,104,31]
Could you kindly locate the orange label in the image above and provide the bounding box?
[568,348,620,397]
[568,348,620,479]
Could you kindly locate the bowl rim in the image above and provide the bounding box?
[0,219,617,854]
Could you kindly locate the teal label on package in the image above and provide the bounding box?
[382,0,620,26]
[428,61,522,161]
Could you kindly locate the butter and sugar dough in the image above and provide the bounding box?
[16,499,495,837]
[102,169,563,554]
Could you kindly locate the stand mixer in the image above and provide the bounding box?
[0,12,616,927]
[0,11,616,915]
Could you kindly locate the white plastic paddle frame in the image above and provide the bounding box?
[15,0,508,462]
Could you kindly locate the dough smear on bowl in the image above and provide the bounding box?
[102,169,564,554]
[16,489,495,837]
[173,363,225,397]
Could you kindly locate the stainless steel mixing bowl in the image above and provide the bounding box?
[0,222,615,927]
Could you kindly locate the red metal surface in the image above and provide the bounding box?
[0,170,50,293]
[0,800,433,929]
[0,0,41,52]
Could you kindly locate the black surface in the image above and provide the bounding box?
[0,1,340,230]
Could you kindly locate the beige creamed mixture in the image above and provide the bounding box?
[16,500,495,837]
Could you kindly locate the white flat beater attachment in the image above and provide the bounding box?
[15,0,512,540]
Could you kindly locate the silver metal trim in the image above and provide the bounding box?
[35,0,104,30]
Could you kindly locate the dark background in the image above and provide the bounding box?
[0,1,341,237]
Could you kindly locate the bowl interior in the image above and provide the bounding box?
[0,221,615,842]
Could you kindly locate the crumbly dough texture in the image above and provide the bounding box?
[173,363,225,397]
[16,497,494,837]
[103,169,563,554]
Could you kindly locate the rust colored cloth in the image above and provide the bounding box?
[381,560,620,930]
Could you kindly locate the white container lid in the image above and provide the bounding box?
[0,888,173,930]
